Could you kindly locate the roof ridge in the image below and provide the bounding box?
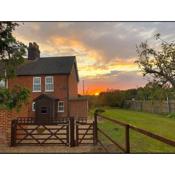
[39,56,76,59]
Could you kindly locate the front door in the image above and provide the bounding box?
[39,106,50,122]
[35,99,53,123]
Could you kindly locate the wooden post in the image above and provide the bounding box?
[66,124,69,146]
[11,120,17,147]
[125,124,130,153]
[167,96,171,113]
[140,101,143,112]
[75,121,79,146]
[69,117,75,147]
[93,113,98,145]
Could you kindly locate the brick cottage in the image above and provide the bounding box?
[0,42,88,144]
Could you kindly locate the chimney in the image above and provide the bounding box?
[28,42,40,60]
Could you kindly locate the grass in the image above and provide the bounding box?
[91,107,175,153]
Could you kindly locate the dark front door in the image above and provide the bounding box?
[39,106,50,122]
[35,99,53,123]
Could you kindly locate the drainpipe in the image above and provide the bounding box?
[67,75,70,117]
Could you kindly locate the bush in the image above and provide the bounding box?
[94,108,105,115]
[167,113,175,118]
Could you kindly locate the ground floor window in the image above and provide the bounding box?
[0,79,8,88]
[58,101,64,112]
[32,102,36,112]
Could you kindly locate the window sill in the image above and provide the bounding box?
[32,90,41,93]
[57,111,64,113]
[45,90,54,92]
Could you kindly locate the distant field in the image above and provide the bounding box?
[91,107,175,153]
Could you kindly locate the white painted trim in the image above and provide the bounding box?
[57,101,64,113]
[45,76,54,92]
[32,90,42,92]
[0,79,6,88]
[45,90,54,92]
[32,102,36,112]
[6,79,8,89]
[33,76,41,92]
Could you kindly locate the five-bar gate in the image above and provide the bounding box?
[75,118,96,145]
[11,117,97,147]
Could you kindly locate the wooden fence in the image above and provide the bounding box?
[95,113,175,153]
[126,100,175,114]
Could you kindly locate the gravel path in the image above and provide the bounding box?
[0,144,105,153]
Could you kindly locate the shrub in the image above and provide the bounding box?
[167,113,175,118]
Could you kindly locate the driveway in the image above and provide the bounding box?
[0,144,105,153]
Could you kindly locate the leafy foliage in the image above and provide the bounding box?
[0,85,30,111]
[166,112,175,118]
[0,22,30,111]
[136,33,175,88]
[0,22,26,81]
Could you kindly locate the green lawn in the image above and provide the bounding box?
[91,107,175,153]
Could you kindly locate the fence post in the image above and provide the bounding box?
[69,117,75,147]
[93,113,98,145]
[75,120,78,146]
[11,119,17,147]
[167,97,171,113]
[125,124,130,153]
[140,101,143,111]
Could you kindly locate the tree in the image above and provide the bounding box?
[136,33,175,88]
[0,22,30,111]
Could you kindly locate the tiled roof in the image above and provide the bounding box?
[16,56,79,81]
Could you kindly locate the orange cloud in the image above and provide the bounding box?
[14,30,144,95]
[78,84,107,95]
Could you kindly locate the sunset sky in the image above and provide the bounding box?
[14,22,175,95]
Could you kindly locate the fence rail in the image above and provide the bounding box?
[17,117,70,124]
[95,113,175,153]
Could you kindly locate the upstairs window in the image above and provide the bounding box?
[45,76,54,92]
[58,101,64,112]
[33,77,41,92]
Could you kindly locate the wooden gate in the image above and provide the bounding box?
[11,117,98,147]
[11,118,69,146]
[75,118,96,145]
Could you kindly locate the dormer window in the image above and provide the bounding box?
[45,76,54,92]
[33,77,41,92]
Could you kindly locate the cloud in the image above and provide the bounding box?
[78,70,148,94]
[13,22,175,94]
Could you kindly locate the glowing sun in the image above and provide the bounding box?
[94,92,100,96]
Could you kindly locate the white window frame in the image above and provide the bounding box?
[58,101,64,112]
[33,77,41,92]
[0,79,8,88]
[45,76,54,92]
[0,79,5,88]
[32,102,36,112]
[6,79,8,89]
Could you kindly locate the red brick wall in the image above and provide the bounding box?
[68,65,78,97]
[0,110,7,144]
[0,110,18,145]
[8,74,69,118]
